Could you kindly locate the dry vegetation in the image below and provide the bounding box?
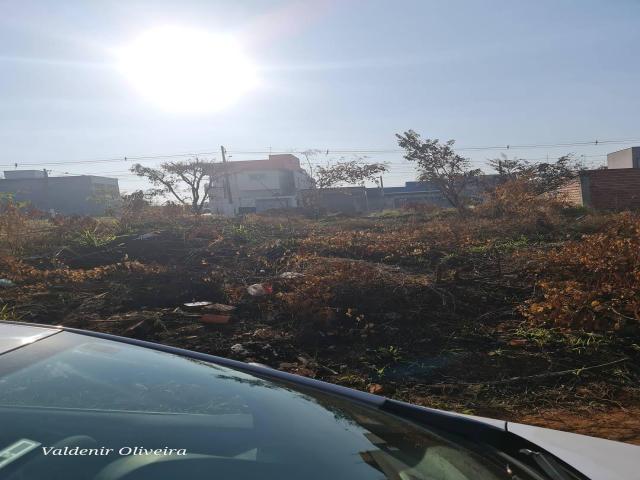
[1,187,639,444]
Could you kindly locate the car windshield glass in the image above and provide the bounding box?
[0,332,532,480]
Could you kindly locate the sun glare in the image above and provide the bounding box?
[116,26,258,113]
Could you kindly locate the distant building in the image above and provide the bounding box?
[299,176,501,214]
[607,147,640,169]
[373,181,452,209]
[0,171,120,215]
[300,187,372,214]
[559,147,640,210]
[207,154,314,216]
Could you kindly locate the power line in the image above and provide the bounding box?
[0,137,635,169]
[47,152,608,178]
[227,139,640,155]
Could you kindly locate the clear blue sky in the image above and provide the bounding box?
[1,0,639,189]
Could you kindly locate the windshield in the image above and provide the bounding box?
[0,332,531,480]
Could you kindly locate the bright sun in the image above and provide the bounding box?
[116,26,258,113]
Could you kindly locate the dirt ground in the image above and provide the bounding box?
[518,407,640,445]
[1,209,638,444]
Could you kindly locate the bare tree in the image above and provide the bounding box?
[396,130,481,214]
[300,149,323,179]
[299,152,387,214]
[130,158,217,214]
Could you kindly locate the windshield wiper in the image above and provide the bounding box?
[519,448,580,480]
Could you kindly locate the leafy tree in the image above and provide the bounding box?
[528,155,583,194]
[130,158,217,214]
[314,158,387,189]
[487,154,583,194]
[121,190,150,211]
[396,130,481,214]
[487,154,526,178]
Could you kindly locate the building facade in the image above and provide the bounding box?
[207,154,314,216]
[0,171,120,215]
[559,169,640,210]
[558,147,640,210]
[607,147,640,169]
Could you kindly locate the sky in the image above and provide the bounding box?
[1,0,639,190]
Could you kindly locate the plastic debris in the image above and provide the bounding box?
[230,343,249,356]
[135,232,160,241]
[183,301,213,310]
[200,314,231,325]
[368,383,385,395]
[247,283,273,296]
[279,272,304,279]
[204,303,236,313]
[0,279,15,288]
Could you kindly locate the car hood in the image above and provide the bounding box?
[0,322,59,355]
[442,410,639,479]
[505,421,639,480]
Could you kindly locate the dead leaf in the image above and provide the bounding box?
[368,383,385,395]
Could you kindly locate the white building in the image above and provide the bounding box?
[607,147,640,169]
[207,154,314,216]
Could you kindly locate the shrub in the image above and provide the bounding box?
[520,213,640,331]
[477,177,567,220]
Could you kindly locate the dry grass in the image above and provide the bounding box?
[0,193,639,442]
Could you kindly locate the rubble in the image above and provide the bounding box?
[279,271,304,279]
[230,343,249,356]
[247,283,273,296]
[200,314,231,325]
[204,303,236,313]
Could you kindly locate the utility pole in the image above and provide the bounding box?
[221,145,233,204]
[42,168,50,214]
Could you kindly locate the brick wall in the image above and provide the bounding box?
[557,178,583,205]
[584,168,640,210]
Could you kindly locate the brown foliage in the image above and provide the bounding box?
[273,256,430,332]
[520,213,640,331]
[0,256,164,284]
[478,177,568,220]
[0,200,30,253]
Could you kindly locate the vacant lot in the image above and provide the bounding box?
[1,199,639,444]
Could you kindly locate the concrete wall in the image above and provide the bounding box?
[0,176,119,215]
[300,187,369,214]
